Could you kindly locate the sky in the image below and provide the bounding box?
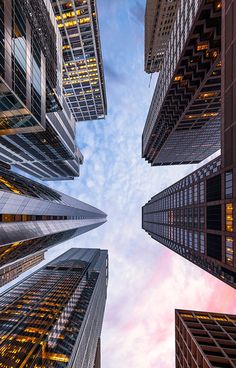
[3,1,236,367]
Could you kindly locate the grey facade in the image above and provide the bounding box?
[145,0,180,73]
[0,248,108,368]
[142,0,221,166]
[0,166,106,274]
[51,0,107,122]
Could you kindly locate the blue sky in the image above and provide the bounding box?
[3,1,236,367]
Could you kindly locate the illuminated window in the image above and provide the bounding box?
[226,203,233,232]
[225,237,233,266]
[196,42,208,51]
[174,75,183,82]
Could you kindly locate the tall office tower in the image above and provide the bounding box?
[0,166,107,273]
[145,0,180,73]
[0,248,108,368]
[142,0,222,166]
[0,0,63,135]
[0,250,45,287]
[142,0,236,288]
[142,155,236,288]
[0,96,84,181]
[176,309,236,367]
[0,0,84,181]
[51,0,107,122]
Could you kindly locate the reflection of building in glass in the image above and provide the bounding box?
[176,309,236,367]
[142,0,221,166]
[0,0,84,180]
[145,0,180,73]
[0,250,44,287]
[0,167,106,280]
[51,0,107,122]
[0,96,84,180]
[0,248,108,368]
[0,0,62,135]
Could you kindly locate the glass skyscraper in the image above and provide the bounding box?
[0,166,106,280]
[0,248,108,368]
[142,0,221,166]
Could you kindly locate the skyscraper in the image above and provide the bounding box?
[176,309,236,367]
[142,0,236,289]
[0,0,62,134]
[0,250,45,287]
[51,0,107,122]
[142,0,221,166]
[0,0,84,181]
[0,96,84,181]
[0,248,108,368]
[145,0,180,73]
[0,166,106,272]
[142,155,236,288]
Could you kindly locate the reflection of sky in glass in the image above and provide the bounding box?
[13,37,26,71]
[2,1,236,367]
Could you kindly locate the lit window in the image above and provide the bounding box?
[226,203,233,232]
[225,237,233,266]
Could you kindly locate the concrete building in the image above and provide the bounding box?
[176,309,236,367]
[51,0,107,122]
[145,0,180,73]
[142,0,222,166]
[0,248,108,368]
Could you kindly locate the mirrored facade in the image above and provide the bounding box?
[0,248,108,368]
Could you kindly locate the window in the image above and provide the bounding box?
[206,174,221,202]
[225,237,233,266]
[194,232,198,252]
[207,205,222,230]
[200,233,205,254]
[194,184,198,204]
[189,186,192,205]
[225,171,233,199]
[199,208,205,229]
[207,234,222,261]
[194,208,198,229]
[200,182,204,203]
[226,203,233,232]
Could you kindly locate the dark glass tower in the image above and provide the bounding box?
[0,166,106,278]
[176,309,236,367]
[142,0,236,289]
[142,0,221,166]
[0,248,108,368]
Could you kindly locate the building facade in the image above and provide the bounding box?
[142,0,222,166]
[0,248,108,368]
[0,0,85,181]
[51,0,107,122]
[0,166,106,278]
[176,309,236,367]
[0,0,63,135]
[0,96,84,180]
[145,0,180,73]
[0,250,45,287]
[142,156,236,288]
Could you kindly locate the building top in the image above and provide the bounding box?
[145,0,180,73]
